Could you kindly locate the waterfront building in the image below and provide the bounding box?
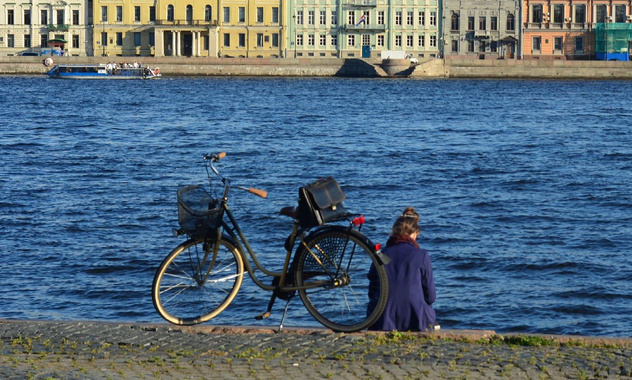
[93,0,157,57]
[442,0,521,59]
[522,0,631,60]
[288,0,440,59]
[0,0,92,56]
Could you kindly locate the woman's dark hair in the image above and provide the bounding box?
[391,207,421,237]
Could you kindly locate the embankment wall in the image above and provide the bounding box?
[2,56,632,79]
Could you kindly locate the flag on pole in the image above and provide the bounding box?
[356,14,367,26]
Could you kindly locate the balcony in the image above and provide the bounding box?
[345,0,378,7]
[344,23,386,32]
[48,24,69,31]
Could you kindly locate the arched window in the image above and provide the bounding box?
[186,5,193,23]
[167,5,174,21]
[506,13,515,31]
[205,5,212,21]
[451,13,459,31]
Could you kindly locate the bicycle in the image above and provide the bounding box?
[152,152,390,332]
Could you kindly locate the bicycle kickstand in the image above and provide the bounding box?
[254,293,277,321]
[278,294,294,333]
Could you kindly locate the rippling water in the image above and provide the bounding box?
[1,76,631,337]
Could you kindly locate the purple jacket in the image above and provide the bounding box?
[368,241,436,331]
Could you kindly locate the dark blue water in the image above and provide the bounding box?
[1,76,631,337]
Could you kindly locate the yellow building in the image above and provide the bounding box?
[215,0,285,57]
[92,0,285,57]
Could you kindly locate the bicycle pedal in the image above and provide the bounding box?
[254,311,271,320]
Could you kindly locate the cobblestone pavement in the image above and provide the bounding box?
[1,319,631,379]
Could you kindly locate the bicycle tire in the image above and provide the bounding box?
[152,237,244,325]
[294,228,388,332]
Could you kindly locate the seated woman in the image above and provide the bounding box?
[368,207,437,331]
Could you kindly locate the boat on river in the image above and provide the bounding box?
[45,63,161,80]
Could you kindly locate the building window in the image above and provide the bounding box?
[223,33,230,47]
[257,33,263,47]
[362,34,370,46]
[554,37,562,52]
[614,5,625,22]
[575,36,584,53]
[273,8,279,23]
[41,10,48,25]
[532,4,543,22]
[297,34,303,46]
[331,11,337,25]
[479,40,485,52]
[377,34,384,46]
[70,34,78,48]
[101,7,107,22]
[149,7,156,22]
[532,36,541,53]
[430,11,436,26]
[297,10,303,25]
[331,34,337,46]
[7,10,14,25]
[491,41,497,52]
[224,7,230,23]
[8,34,14,47]
[406,35,413,47]
[575,5,586,23]
[100,32,106,46]
[347,34,355,46]
[305,10,312,24]
[468,40,474,52]
[239,7,245,23]
[395,11,402,25]
[41,34,48,47]
[348,11,355,25]
[479,16,486,30]
[24,10,31,25]
[204,6,211,21]
[418,35,424,47]
[308,34,315,46]
[116,6,122,22]
[378,11,384,25]
[491,16,497,30]
[395,35,401,47]
[257,7,263,23]
[149,33,154,46]
[451,13,459,31]
[468,16,474,30]
[407,11,413,26]
[554,5,564,23]
[506,14,515,31]
[238,33,245,46]
[167,5,174,21]
[134,32,141,46]
[56,9,64,24]
[451,40,458,52]
[25,34,31,47]
[116,32,122,45]
[418,11,425,26]
[319,34,326,46]
[272,33,279,47]
[134,6,140,22]
[204,35,209,50]
[320,10,326,25]
[430,35,436,47]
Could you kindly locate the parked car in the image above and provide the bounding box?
[19,52,40,56]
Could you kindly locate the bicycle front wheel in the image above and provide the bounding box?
[294,228,388,332]
[152,237,244,325]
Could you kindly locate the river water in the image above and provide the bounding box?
[1,75,631,337]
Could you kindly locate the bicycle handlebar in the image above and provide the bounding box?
[203,152,226,162]
[203,152,267,199]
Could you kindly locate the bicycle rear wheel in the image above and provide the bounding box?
[152,237,244,325]
[294,228,388,332]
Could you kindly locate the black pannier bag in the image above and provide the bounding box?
[298,177,348,229]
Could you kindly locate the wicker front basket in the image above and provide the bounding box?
[177,185,222,238]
